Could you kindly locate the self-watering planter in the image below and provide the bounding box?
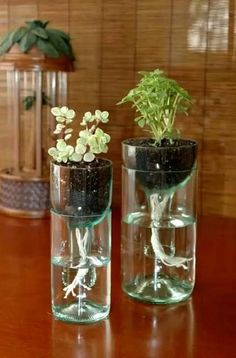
[121,139,197,304]
[49,107,112,323]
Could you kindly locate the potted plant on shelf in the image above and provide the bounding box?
[48,106,112,323]
[118,69,198,304]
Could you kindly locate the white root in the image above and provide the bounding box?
[150,193,191,270]
[63,227,103,299]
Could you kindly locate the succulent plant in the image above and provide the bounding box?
[0,20,75,59]
[48,106,110,163]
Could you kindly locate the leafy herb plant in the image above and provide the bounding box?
[48,106,110,164]
[0,20,75,59]
[118,69,192,144]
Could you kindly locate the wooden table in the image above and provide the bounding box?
[0,211,235,358]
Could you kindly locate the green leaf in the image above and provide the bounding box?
[65,109,75,119]
[56,123,65,131]
[32,27,48,39]
[48,147,57,157]
[75,144,86,155]
[79,129,90,139]
[138,119,145,128]
[100,111,109,123]
[87,136,97,147]
[77,137,87,145]
[42,21,50,29]
[83,112,92,122]
[60,106,68,114]
[70,153,82,162]
[0,30,15,55]
[48,28,70,41]
[51,107,62,116]
[22,95,35,110]
[26,20,45,29]
[12,27,28,43]
[36,38,59,58]
[56,140,67,151]
[64,128,73,134]
[19,32,37,52]
[46,29,74,59]
[95,109,102,119]
[65,134,72,141]
[84,152,95,162]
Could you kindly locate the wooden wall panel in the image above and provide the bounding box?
[0,0,235,217]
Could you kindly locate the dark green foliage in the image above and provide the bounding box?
[0,20,75,60]
[19,33,37,53]
[22,91,51,110]
[36,38,59,58]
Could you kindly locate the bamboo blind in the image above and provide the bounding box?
[0,0,235,217]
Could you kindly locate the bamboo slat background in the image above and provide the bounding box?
[0,0,235,217]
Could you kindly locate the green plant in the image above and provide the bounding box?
[118,69,192,143]
[0,20,75,59]
[22,91,51,110]
[48,106,110,163]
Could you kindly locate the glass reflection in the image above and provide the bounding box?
[51,319,111,358]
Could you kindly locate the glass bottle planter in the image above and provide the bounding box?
[50,159,112,323]
[121,138,198,304]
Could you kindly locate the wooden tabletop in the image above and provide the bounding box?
[0,210,235,358]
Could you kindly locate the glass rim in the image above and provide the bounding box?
[50,157,112,170]
[122,137,198,149]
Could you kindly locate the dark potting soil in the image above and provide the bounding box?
[123,138,197,191]
[52,158,112,219]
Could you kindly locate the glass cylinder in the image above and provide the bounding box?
[50,159,112,323]
[51,210,111,324]
[121,140,197,304]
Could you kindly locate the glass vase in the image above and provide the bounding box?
[121,139,198,304]
[50,159,112,323]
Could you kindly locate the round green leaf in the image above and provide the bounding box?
[65,109,75,119]
[48,147,57,156]
[60,106,68,114]
[70,153,82,162]
[56,123,65,131]
[64,128,73,134]
[64,134,72,141]
[95,109,102,119]
[75,143,86,155]
[100,111,109,123]
[83,112,92,122]
[83,152,95,162]
[56,140,67,151]
[51,107,61,116]
[56,116,65,123]
[79,129,90,139]
[76,137,87,145]
[66,145,74,156]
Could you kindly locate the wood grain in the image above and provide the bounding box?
[0,0,235,216]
